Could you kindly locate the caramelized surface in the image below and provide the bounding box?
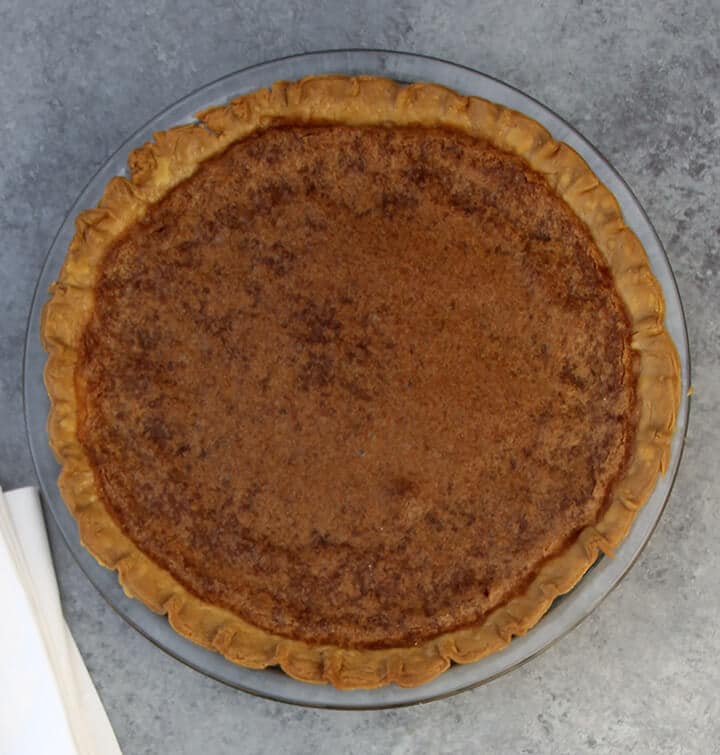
[77,125,635,648]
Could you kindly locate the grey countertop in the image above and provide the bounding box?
[1,1,718,753]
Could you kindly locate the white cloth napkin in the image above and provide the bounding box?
[0,486,122,755]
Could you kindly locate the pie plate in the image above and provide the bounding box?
[24,49,690,709]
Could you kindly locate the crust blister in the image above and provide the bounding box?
[41,75,681,689]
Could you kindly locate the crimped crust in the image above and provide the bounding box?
[41,76,680,689]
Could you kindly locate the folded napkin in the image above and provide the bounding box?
[0,486,121,755]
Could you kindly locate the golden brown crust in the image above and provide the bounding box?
[41,75,680,689]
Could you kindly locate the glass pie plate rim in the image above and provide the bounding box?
[23,49,691,710]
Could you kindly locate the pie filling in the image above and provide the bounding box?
[76,125,636,649]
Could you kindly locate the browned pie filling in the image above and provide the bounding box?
[77,125,636,649]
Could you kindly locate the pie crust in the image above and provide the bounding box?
[41,76,680,689]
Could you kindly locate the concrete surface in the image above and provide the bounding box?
[1,1,718,753]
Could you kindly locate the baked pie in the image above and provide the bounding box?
[41,76,680,688]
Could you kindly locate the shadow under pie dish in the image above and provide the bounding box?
[40,75,681,690]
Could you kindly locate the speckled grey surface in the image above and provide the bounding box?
[1,1,718,753]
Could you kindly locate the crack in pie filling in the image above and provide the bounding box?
[42,76,680,688]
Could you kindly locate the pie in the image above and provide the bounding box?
[41,75,680,689]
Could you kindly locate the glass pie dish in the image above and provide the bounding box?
[24,49,690,709]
